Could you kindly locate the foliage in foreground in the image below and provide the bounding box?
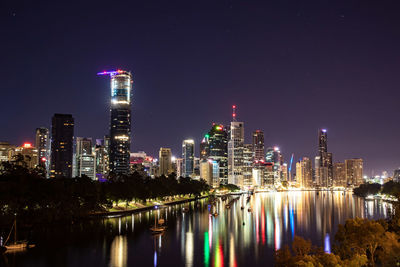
[275,208,400,266]
[0,162,209,225]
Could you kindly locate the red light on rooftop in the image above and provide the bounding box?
[23,143,32,148]
[232,105,236,109]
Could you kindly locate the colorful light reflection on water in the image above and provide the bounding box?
[6,191,391,267]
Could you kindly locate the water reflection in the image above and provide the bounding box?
[109,235,127,267]
[7,191,391,267]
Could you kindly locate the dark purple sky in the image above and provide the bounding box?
[1,1,400,176]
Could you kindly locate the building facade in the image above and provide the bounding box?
[159,147,173,176]
[296,157,312,188]
[252,130,265,162]
[206,124,228,185]
[35,127,49,171]
[228,121,244,186]
[345,158,363,186]
[101,70,133,175]
[333,162,346,187]
[50,114,74,178]
[182,139,195,177]
[75,137,96,179]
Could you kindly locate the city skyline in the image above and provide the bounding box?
[2,1,400,175]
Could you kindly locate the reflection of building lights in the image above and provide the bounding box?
[204,232,210,267]
[186,232,194,267]
[110,235,127,267]
[324,233,331,254]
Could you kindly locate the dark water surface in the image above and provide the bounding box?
[2,192,390,267]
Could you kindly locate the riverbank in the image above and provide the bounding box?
[90,195,209,218]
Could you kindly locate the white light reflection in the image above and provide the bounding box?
[110,235,127,267]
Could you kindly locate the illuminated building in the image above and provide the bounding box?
[252,130,265,161]
[175,158,184,177]
[193,157,200,178]
[0,142,15,162]
[75,137,95,179]
[228,120,244,186]
[281,163,288,182]
[35,127,49,172]
[98,70,132,175]
[333,162,346,187]
[317,129,333,187]
[200,159,213,186]
[50,113,74,178]
[12,143,38,169]
[205,124,228,185]
[182,139,194,177]
[95,138,109,179]
[243,144,253,188]
[200,136,209,160]
[265,146,283,186]
[393,168,400,183]
[345,158,363,186]
[296,157,312,188]
[159,147,173,176]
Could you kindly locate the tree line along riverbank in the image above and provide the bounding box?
[0,161,211,228]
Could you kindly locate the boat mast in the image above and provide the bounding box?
[14,213,17,245]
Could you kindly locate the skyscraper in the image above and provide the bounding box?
[243,144,254,189]
[333,162,346,187]
[95,138,109,180]
[75,137,95,179]
[35,127,49,171]
[159,148,173,176]
[50,114,74,178]
[345,158,363,186]
[228,121,244,186]
[206,124,228,185]
[317,129,333,187]
[296,157,312,188]
[175,158,184,177]
[99,70,132,175]
[252,130,265,162]
[182,139,194,177]
[266,146,283,186]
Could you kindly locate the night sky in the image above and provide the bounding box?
[2,1,400,176]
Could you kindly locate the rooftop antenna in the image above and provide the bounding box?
[232,105,237,122]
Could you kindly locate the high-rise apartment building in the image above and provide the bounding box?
[296,157,312,188]
[206,124,228,185]
[12,143,38,169]
[50,114,74,178]
[333,162,346,187]
[175,158,184,177]
[243,144,253,189]
[35,127,49,171]
[228,121,244,186]
[252,130,265,161]
[0,142,15,162]
[99,70,132,175]
[345,158,363,186]
[266,146,283,185]
[75,137,96,179]
[159,148,173,176]
[95,138,109,179]
[182,139,194,177]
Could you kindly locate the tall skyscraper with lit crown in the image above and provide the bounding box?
[98,70,132,175]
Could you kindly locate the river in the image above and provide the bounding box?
[2,191,390,267]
